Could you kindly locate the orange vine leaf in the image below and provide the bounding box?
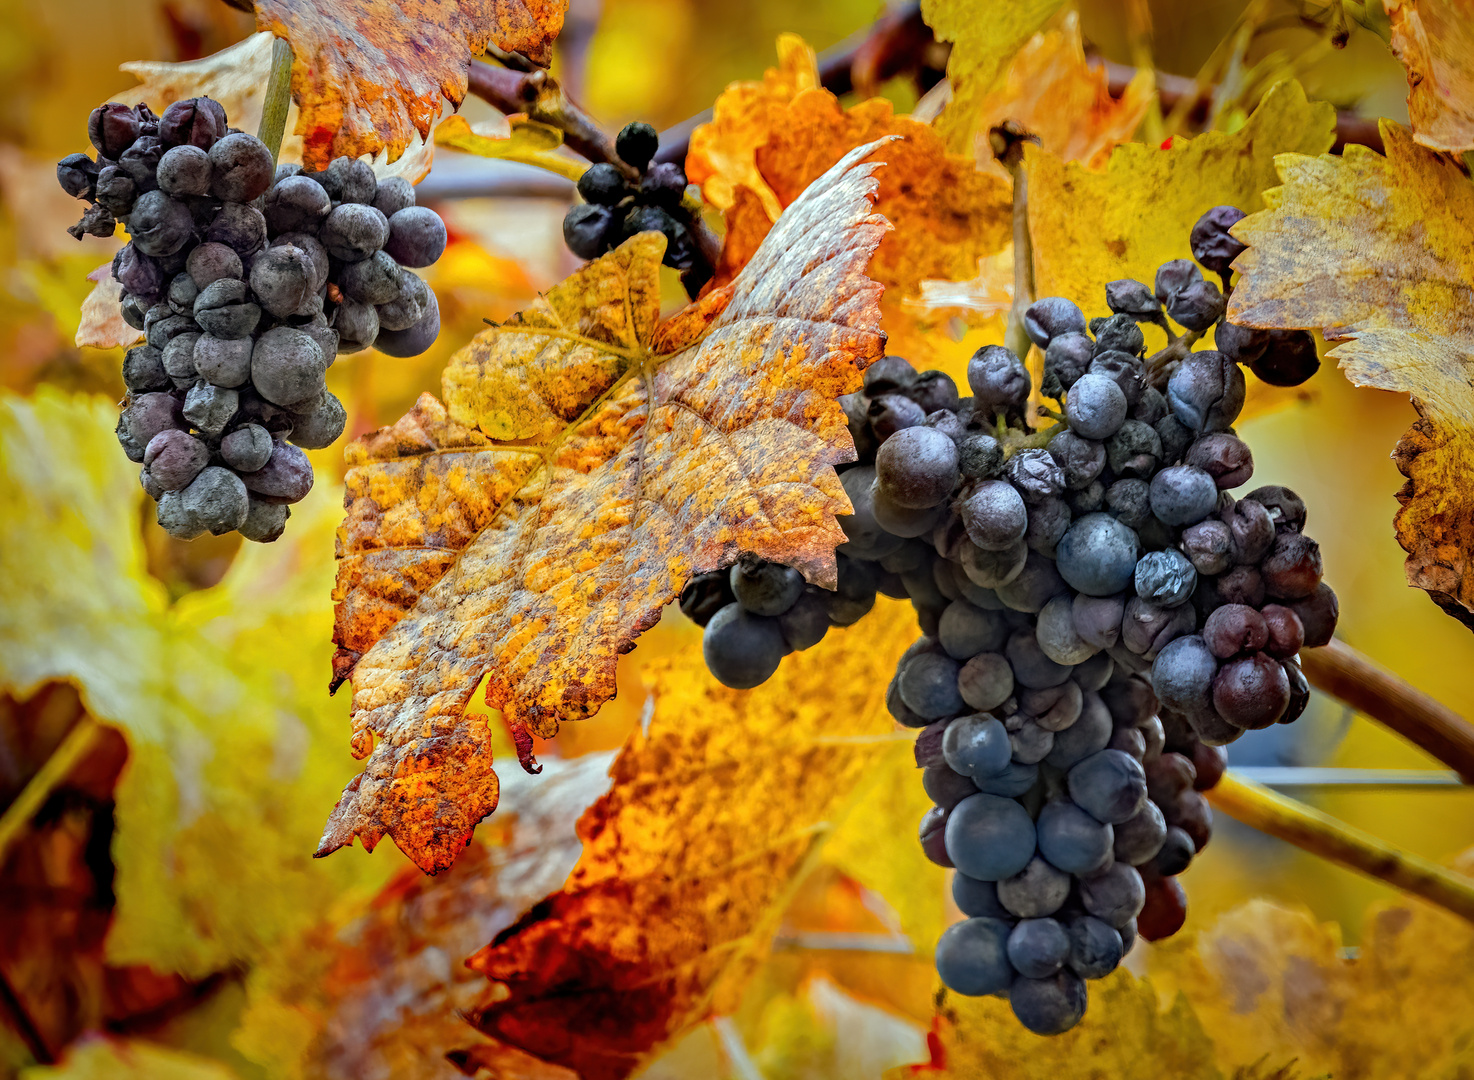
[321,143,891,873]
[252,0,568,168]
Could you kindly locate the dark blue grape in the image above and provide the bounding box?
[702,603,784,688]
[945,792,1037,881]
[976,760,1039,797]
[1010,969,1087,1035]
[936,917,1016,996]
[997,857,1070,918]
[943,714,1013,778]
[899,651,966,720]
[1149,465,1218,527]
[1056,513,1140,597]
[1066,916,1123,979]
[1064,373,1127,440]
[1024,296,1086,348]
[1036,798,1113,874]
[953,874,1009,919]
[1067,750,1147,825]
[1008,917,1070,979]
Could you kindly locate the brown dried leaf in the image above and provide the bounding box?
[1385,0,1474,154]
[1228,123,1474,627]
[323,145,889,873]
[462,602,919,1080]
[251,0,566,168]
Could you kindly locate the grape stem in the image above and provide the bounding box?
[1301,638,1474,783]
[1207,771,1474,924]
[257,36,294,168]
[1144,327,1205,385]
[467,62,630,177]
[997,131,1036,364]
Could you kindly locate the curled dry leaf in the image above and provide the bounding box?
[1229,123,1474,629]
[688,39,1010,295]
[434,112,587,183]
[972,11,1153,177]
[251,0,566,168]
[76,263,137,350]
[462,601,918,1080]
[1385,0,1474,154]
[323,144,890,873]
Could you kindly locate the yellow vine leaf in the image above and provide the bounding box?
[324,145,889,873]
[459,600,918,1080]
[919,0,1067,153]
[232,756,611,1080]
[0,390,395,979]
[434,113,587,183]
[19,1038,239,1080]
[1229,122,1474,629]
[1385,0,1474,154]
[1148,889,1474,1077]
[901,969,1221,1080]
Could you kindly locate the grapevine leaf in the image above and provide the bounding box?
[232,756,610,1080]
[460,601,919,1080]
[1385,0,1474,154]
[899,971,1221,1080]
[688,41,1010,297]
[919,0,1068,152]
[1228,123,1474,629]
[75,263,137,350]
[0,390,396,979]
[116,33,435,182]
[1147,889,1474,1077]
[324,145,890,873]
[247,0,566,169]
[972,11,1154,175]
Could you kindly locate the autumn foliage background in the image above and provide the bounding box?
[3,0,1474,1077]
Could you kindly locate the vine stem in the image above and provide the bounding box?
[258,36,294,168]
[1302,638,1474,783]
[0,718,104,870]
[1207,772,1474,924]
[998,136,1035,363]
[466,62,626,175]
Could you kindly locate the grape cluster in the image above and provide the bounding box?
[679,206,1339,1034]
[562,123,712,294]
[58,97,447,542]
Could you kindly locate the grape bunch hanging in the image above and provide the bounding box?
[57,97,447,543]
[679,207,1338,1035]
[562,122,713,294]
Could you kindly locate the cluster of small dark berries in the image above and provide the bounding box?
[58,98,447,542]
[562,123,712,294]
[674,206,1337,1035]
